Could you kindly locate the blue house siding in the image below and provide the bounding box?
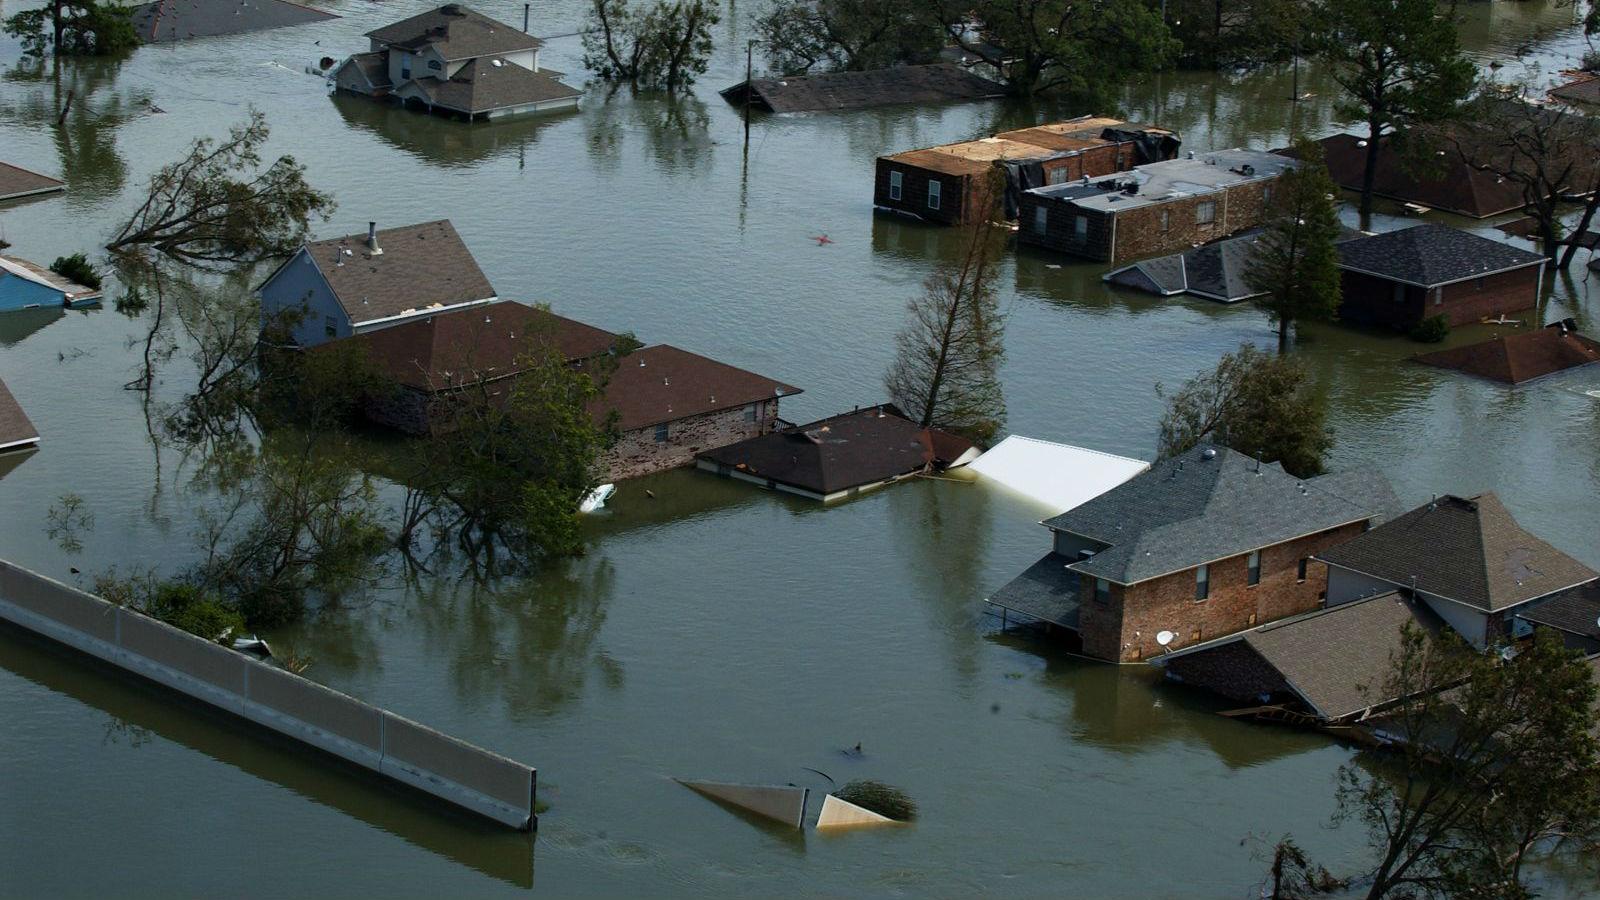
[258,249,350,347]
[0,272,67,312]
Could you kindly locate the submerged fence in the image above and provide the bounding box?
[0,560,537,830]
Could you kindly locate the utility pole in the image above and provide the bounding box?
[743,39,754,156]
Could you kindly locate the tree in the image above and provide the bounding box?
[1320,0,1473,219]
[1165,0,1308,70]
[93,572,245,644]
[4,0,137,57]
[756,0,942,74]
[50,251,102,289]
[582,0,719,92]
[1157,343,1331,477]
[107,109,334,267]
[939,0,1177,101]
[1246,138,1343,354]
[883,174,1007,445]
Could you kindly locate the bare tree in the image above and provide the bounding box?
[581,0,719,92]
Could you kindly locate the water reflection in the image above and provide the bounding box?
[0,447,37,482]
[886,480,995,681]
[0,55,146,204]
[583,88,716,175]
[0,306,67,347]
[330,92,578,168]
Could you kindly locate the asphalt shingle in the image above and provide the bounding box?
[1336,225,1545,288]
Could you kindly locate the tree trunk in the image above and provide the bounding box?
[1278,316,1292,355]
[1559,192,1600,269]
[1360,120,1382,223]
[52,0,65,51]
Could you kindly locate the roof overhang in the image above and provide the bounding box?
[1337,256,1546,291]
[1068,515,1377,587]
[349,295,500,329]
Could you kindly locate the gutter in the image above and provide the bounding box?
[1337,256,1546,291]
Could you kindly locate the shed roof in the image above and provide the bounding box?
[965,435,1149,513]
[986,551,1081,628]
[593,345,800,433]
[129,0,336,42]
[720,63,1004,113]
[366,4,540,59]
[0,377,40,451]
[1413,321,1600,385]
[1044,444,1394,585]
[0,161,65,202]
[1518,582,1600,641]
[0,255,103,304]
[1316,493,1598,612]
[293,219,497,326]
[1030,149,1295,213]
[401,58,580,114]
[696,404,974,497]
[1336,225,1546,288]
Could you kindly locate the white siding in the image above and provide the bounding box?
[1422,596,1489,647]
[1326,566,1396,606]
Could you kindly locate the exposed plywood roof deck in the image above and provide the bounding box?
[886,137,1064,175]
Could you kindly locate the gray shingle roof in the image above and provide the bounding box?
[1336,225,1545,288]
[986,552,1081,628]
[300,219,496,325]
[1043,444,1391,585]
[366,5,540,60]
[1317,493,1598,612]
[1519,582,1600,640]
[721,63,1004,113]
[0,376,40,450]
[130,0,336,42]
[406,57,579,114]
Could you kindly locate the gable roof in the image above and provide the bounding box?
[593,345,800,432]
[294,220,497,325]
[0,377,40,451]
[130,0,336,42]
[367,4,540,59]
[0,161,65,202]
[1518,582,1600,641]
[1317,493,1598,612]
[326,300,617,391]
[1104,232,1265,302]
[0,255,103,304]
[1044,444,1392,585]
[695,405,975,496]
[1413,321,1600,385]
[721,64,1004,113]
[337,51,392,91]
[1337,224,1545,288]
[400,58,579,114]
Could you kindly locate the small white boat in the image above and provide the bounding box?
[579,483,616,513]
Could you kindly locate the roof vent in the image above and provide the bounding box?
[1200,447,1216,460]
[1186,150,1195,159]
[492,58,504,67]
[663,377,669,386]
[366,221,382,256]
[639,359,646,367]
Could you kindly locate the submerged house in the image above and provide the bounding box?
[1101,231,1266,304]
[1308,133,1525,219]
[720,63,1004,113]
[0,161,65,204]
[0,256,103,311]
[986,444,1395,663]
[130,0,336,42]
[257,220,498,348]
[874,117,1179,225]
[0,377,40,453]
[1336,225,1546,330]
[695,404,978,502]
[1550,73,1600,109]
[1413,319,1600,385]
[1016,149,1295,264]
[333,4,580,121]
[592,346,801,481]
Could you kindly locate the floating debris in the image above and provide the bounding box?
[676,779,808,829]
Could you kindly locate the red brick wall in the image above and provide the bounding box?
[874,159,968,225]
[1081,521,1370,663]
[1340,266,1541,330]
[601,399,781,481]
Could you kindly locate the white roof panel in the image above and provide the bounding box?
[968,435,1149,515]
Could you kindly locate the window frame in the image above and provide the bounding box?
[653,422,669,442]
[1034,207,1048,234]
[1247,550,1261,586]
[888,170,903,201]
[1195,200,1217,225]
[1195,564,1210,601]
[927,179,942,211]
[1296,558,1308,583]
[1094,577,1111,605]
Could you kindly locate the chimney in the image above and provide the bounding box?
[366,222,382,256]
[523,2,530,32]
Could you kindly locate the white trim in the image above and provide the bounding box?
[0,436,40,451]
[1057,515,1373,587]
[349,295,499,330]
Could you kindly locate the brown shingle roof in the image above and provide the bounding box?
[0,161,65,202]
[1307,133,1526,218]
[366,4,541,60]
[301,220,496,325]
[130,0,336,43]
[1519,582,1600,641]
[407,57,579,114]
[593,345,800,432]
[1550,74,1600,107]
[721,63,1004,113]
[1413,322,1600,385]
[0,377,40,451]
[327,300,616,391]
[1317,493,1598,612]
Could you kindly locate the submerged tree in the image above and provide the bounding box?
[582,0,719,92]
[883,174,1007,445]
[1320,0,1474,219]
[1165,0,1309,70]
[1157,343,1331,477]
[107,109,334,267]
[1246,138,1343,354]
[4,0,138,57]
[757,0,942,74]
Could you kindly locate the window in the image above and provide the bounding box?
[1196,564,1210,601]
[428,59,442,71]
[1393,283,1406,304]
[400,55,411,80]
[1160,209,1170,232]
[1195,200,1217,225]
[927,180,942,210]
[888,170,903,201]
[1034,207,1048,234]
[1074,215,1088,239]
[1297,558,1308,583]
[1047,167,1069,186]
[1095,578,1110,605]
[323,315,338,338]
[1475,277,1485,291]
[1434,287,1444,306]
[654,423,669,442]
[1247,550,1261,586]
[744,404,757,423]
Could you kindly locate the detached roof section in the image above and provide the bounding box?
[0,161,65,203]
[966,435,1149,513]
[720,63,1004,113]
[595,345,800,432]
[130,0,336,42]
[0,255,103,304]
[297,220,497,326]
[1044,444,1394,585]
[1413,320,1600,385]
[1317,493,1598,613]
[366,4,541,59]
[1337,225,1546,288]
[0,377,40,451]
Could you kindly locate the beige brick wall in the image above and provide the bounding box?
[602,399,781,481]
[1109,178,1275,263]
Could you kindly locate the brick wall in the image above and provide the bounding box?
[1109,178,1274,263]
[1014,196,1115,260]
[874,159,968,225]
[1340,266,1541,330]
[601,399,781,481]
[1080,520,1370,663]
[1162,640,1291,704]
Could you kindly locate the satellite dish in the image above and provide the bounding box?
[1156,630,1175,647]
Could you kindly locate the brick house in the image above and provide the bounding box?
[1336,225,1546,330]
[592,346,800,481]
[987,444,1396,663]
[1016,149,1295,264]
[873,116,1178,225]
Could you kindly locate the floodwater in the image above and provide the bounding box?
[2,1,1598,896]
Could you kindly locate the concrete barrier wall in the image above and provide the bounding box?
[0,560,536,830]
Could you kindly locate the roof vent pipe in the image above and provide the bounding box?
[366,222,382,256]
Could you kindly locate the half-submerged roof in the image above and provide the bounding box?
[327,300,617,391]
[0,255,103,304]
[881,115,1164,177]
[1550,74,1600,107]
[1519,582,1600,642]
[366,4,540,59]
[294,220,497,326]
[130,0,336,42]
[594,345,800,432]
[0,161,65,202]
[1305,133,1529,218]
[1413,320,1600,385]
[1104,232,1265,303]
[401,57,580,114]
[1317,493,1598,612]
[965,435,1149,513]
[720,63,1004,113]
[696,404,975,497]
[1044,444,1394,585]
[0,377,40,451]
[1337,225,1546,288]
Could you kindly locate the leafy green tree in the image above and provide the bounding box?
[1320,0,1474,219]
[49,251,102,289]
[756,0,942,74]
[1166,0,1308,70]
[582,0,719,92]
[1157,343,1331,477]
[1246,138,1343,355]
[94,572,247,643]
[4,0,138,57]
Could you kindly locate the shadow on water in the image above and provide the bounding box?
[0,448,38,482]
[330,92,580,169]
[0,622,537,888]
[0,306,69,347]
